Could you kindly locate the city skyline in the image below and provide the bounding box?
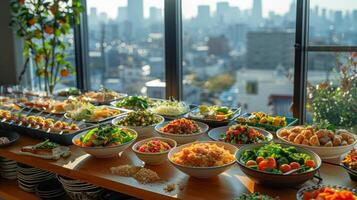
[87,0,357,19]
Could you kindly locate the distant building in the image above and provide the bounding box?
[246,30,295,69]
[216,2,230,23]
[196,5,210,25]
[149,7,163,23]
[117,7,127,22]
[207,35,230,57]
[226,24,248,50]
[128,0,143,29]
[252,0,263,26]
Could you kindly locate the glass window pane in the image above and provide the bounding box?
[309,0,357,45]
[307,52,357,129]
[182,0,296,116]
[86,0,165,99]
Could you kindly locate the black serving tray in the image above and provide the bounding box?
[0,111,97,145]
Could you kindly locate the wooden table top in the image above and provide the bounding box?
[0,135,356,200]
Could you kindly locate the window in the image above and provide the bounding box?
[85,0,165,98]
[182,0,296,116]
[309,0,357,46]
[306,0,357,129]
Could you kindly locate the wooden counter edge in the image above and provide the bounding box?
[0,149,177,200]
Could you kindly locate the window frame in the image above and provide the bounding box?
[74,0,357,125]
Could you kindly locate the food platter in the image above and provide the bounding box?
[236,112,298,131]
[0,109,97,145]
[187,106,241,127]
[296,185,357,200]
[64,106,129,123]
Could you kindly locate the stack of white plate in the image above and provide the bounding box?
[35,178,66,200]
[57,175,104,200]
[17,163,55,192]
[0,157,17,180]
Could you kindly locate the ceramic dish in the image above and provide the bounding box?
[112,114,164,139]
[187,107,241,127]
[296,185,357,200]
[277,126,357,160]
[208,125,273,147]
[72,128,137,158]
[132,137,177,165]
[168,141,238,178]
[155,120,209,144]
[0,130,20,147]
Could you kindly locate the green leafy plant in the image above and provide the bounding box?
[9,0,83,95]
[307,53,357,130]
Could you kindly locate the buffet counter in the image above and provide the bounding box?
[0,135,356,200]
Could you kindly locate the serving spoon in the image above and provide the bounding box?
[283,168,303,175]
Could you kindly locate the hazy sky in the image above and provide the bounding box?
[87,0,357,19]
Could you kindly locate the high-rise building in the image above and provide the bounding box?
[252,0,263,25]
[246,31,295,69]
[90,7,97,17]
[334,10,343,31]
[353,10,357,30]
[149,7,163,23]
[127,0,143,29]
[216,2,230,23]
[117,7,127,22]
[196,5,210,26]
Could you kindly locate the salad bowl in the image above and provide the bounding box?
[208,125,273,147]
[155,119,209,144]
[132,137,177,165]
[72,126,137,158]
[112,113,164,139]
[236,142,322,187]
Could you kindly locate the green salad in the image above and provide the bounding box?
[74,125,135,147]
[115,110,161,126]
[235,193,279,200]
[240,143,316,174]
[114,96,151,110]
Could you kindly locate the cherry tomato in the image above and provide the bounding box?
[290,162,301,169]
[258,160,269,171]
[256,156,264,164]
[246,160,257,167]
[279,164,292,173]
[267,157,277,169]
[305,160,316,168]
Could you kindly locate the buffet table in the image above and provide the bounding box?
[0,135,356,200]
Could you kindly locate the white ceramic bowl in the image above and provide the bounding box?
[277,126,357,160]
[168,141,238,178]
[155,120,209,144]
[72,128,137,158]
[208,125,274,147]
[132,137,177,165]
[112,114,164,139]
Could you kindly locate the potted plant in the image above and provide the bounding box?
[10,0,83,95]
[307,53,357,132]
